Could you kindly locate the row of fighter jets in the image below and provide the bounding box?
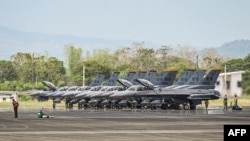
[30,68,221,110]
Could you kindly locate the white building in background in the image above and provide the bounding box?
[215,71,245,98]
[0,91,18,102]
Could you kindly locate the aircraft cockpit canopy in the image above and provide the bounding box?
[135,79,154,90]
[117,79,133,87]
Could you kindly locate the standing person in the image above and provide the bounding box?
[205,100,209,110]
[234,94,238,108]
[232,94,243,110]
[52,101,56,110]
[223,95,228,111]
[12,99,19,118]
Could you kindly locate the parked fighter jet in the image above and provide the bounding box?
[72,72,121,108]
[48,73,105,101]
[30,73,105,103]
[110,69,178,109]
[87,70,157,108]
[29,81,70,102]
[110,69,192,105]
[29,81,60,97]
[124,68,221,110]
[95,72,137,108]
[61,72,122,102]
[134,69,208,108]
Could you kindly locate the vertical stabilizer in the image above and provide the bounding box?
[184,69,207,85]
[172,69,206,89]
[143,70,157,82]
[187,68,221,89]
[165,69,195,89]
[174,69,196,85]
[123,71,137,81]
[200,68,221,86]
[104,72,120,86]
[154,70,177,86]
[89,73,105,87]
[130,71,147,85]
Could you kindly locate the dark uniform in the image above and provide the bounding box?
[12,99,19,118]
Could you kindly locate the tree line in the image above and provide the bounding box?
[0,42,249,95]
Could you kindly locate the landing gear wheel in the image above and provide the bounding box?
[183,104,190,110]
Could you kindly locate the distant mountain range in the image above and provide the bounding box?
[0,26,143,61]
[212,39,250,59]
[1,26,250,61]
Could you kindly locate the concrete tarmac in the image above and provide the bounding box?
[0,107,250,141]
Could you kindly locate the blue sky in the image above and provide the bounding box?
[0,0,250,48]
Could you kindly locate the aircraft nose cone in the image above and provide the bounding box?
[30,91,43,96]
